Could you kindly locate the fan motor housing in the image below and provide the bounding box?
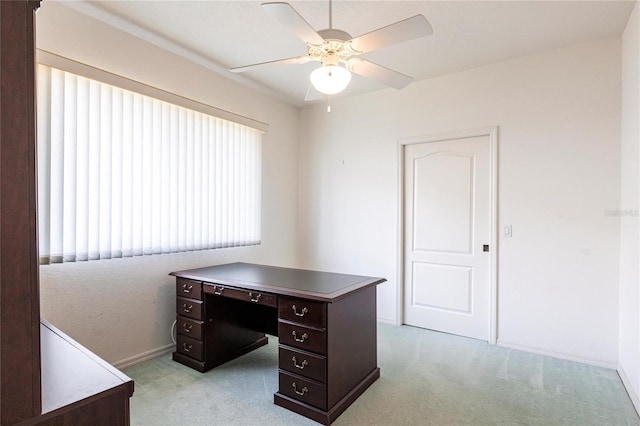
[317,28,352,41]
[309,29,354,66]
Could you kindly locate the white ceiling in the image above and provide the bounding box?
[72,0,634,107]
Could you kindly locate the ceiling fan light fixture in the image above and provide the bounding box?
[310,65,351,95]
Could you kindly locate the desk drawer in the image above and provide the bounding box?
[279,371,326,411]
[177,316,203,340]
[177,297,203,321]
[278,321,326,355]
[206,284,277,308]
[177,278,202,300]
[278,296,325,328]
[279,345,326,383]
[177,335,203,360]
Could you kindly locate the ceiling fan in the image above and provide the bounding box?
[230,1,433,100]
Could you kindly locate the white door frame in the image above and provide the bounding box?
[397,126,499,344]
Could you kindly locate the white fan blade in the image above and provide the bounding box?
[230,56,309,73]
[347,15,432,54]
[347,58,413,90]
[304,84,324,101]
[262,2,324,45]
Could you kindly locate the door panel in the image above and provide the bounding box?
[403,135,491,341]
[412,262,472,314]
[413,152,474,253]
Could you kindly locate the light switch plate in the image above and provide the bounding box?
[503,225,512,237]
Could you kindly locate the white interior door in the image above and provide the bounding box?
[403,135,492,341]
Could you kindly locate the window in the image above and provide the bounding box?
[37,60,263,264]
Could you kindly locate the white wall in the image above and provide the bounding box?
[299,38,622,367]
[35,1,630,376]
[36,2,301,365]
[619,0,640,412]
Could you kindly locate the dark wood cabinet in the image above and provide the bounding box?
[0,2,43,423]
[0,2,134,424]
[170,262,385,425]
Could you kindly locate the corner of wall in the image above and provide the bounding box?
[618,363,640,415]
[618,0,640,417]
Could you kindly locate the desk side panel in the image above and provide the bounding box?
[326,286,378,409]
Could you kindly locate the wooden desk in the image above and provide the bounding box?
[170,262,386,425]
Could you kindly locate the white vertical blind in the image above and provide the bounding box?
[37,64,262,264]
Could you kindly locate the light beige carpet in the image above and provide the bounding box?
[124,323,639,425]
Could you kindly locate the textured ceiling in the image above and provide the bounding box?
[64,1,634,106]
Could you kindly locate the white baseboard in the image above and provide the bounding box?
[112,343,174,370]
[618,363,640,416]
[497,339,617,369]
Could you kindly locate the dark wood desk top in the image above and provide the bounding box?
[170,262,386,302]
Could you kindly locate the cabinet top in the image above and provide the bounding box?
[170,262,386,302]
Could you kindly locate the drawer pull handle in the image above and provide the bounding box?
[183,343,193,353]
[292,357,308,369]
[249,292,261,303]
[213,286,224,296]
[182,284,193,293]
[292,382,308,396]
[292,331,308,343]
[182,303,193,313]
[292,305,308,317]
[183,323,193,333]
